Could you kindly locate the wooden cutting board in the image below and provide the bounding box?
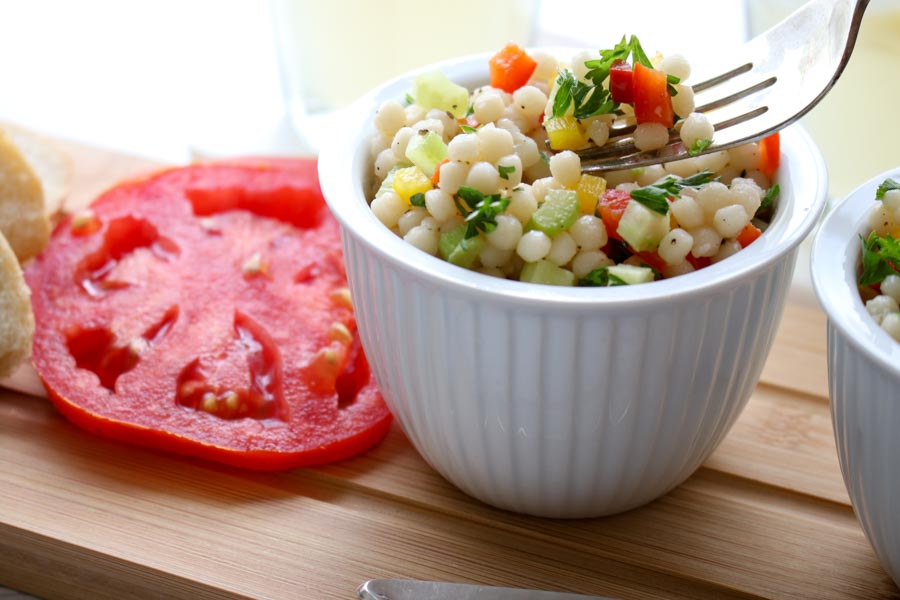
[1,138,896,600]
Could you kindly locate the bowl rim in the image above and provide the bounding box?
[319,48,828,310]
[811,166,900,376]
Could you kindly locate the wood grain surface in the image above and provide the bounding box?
[1,138,896,600]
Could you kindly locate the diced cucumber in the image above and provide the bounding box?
[448,236,485,268]
[412,71,470,119]
[439,224,485,268]
[375,166,399,198]
[438,224,466,259]
[519,260,576,286]
[405,130,447,178]
[616,199,669,252]
[606,264,655,285]
[528,189,579,236]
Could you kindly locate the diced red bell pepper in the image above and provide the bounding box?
[736,222,763,247]
[431,158,449,186]
[634,250,667,272]
[609,61,634,104]
[595,188,632,242]
[489,43,537,93]
[758,132,780,179]
[686,253,712,271]
[632,63,674,128]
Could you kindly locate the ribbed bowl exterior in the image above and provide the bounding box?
[812,166,900,585]
[343,231,797,517]
[828,322,900,584]
[319,52,827,519]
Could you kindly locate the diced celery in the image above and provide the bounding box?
[575,174,607,214]
[528,189,579,236]
[519,260,576,286]
[439,224,485,268]
[405,130,448,178]
[616,199,669,252]
[392,166,433,203]
[412,71,470,119]
[606,264,655,285]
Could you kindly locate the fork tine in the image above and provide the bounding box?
[694,76,776,113]
[573,0,870,172]
[574,84,772,167]
[577,106,772,174]
[691,62,753,93]
[711,106,769,132]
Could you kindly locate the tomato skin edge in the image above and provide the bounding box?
[43,378,393,470]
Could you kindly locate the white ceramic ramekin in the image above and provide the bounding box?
[811,167,900,584]
[319,51,828,518]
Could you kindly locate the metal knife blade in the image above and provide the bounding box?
[357,579,621,600]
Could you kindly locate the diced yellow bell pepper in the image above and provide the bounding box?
[392,166,433,203]
[575,174,607,214]
[545,115,588,151]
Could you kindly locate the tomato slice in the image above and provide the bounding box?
[488,42,537,93]
[25,159,391,470]
[632,63,674,128]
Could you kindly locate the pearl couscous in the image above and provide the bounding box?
[860,178,900,341]
[367,41,780,286]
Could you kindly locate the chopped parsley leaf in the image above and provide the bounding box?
[551,69,573,118]
[628,189,671,214]
[688,138,713,156]
[409,192,426,208]
[460,125,478,134]
[876,178,900,200]
[404,93,414,106]
[628,35,653,69]
[498,165,516,180]
[859,231,900,286]
[579,266,628,287]
[455,186,510,239]
[666,74,680,97]
[754,183,779,221]
[629,170,718,215]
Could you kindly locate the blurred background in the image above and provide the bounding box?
[0,0,896,198]
[0,0,746,162]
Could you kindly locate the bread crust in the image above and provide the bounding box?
[0,127,50,262]
[0,232,34,378]
[1,122,71,219]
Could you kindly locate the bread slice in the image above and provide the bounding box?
[0,231,34,378]
[0,127,50,262]
[1,122,71,219]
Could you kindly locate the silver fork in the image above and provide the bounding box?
[574,0,870,173]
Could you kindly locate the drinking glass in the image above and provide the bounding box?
[270,0,539,153]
